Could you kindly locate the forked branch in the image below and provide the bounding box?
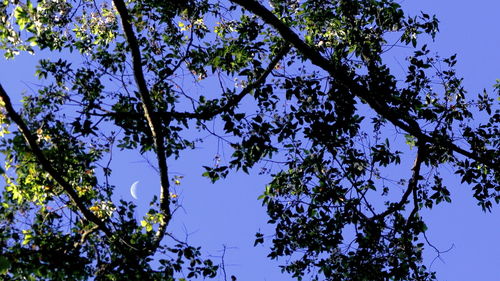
[91,44,290,122]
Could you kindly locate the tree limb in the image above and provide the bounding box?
[112,0,171,251]
[0,83,113,239]
[229,0,499,173]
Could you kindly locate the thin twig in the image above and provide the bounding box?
[372,143,426,220]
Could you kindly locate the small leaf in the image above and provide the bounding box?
[0,256,10,275]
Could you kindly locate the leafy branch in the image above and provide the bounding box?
[0,83,113,238]
[229,0,499,173]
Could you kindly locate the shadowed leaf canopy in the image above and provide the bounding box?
[0,0,498,280]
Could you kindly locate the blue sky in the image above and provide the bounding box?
[1,1,499,280]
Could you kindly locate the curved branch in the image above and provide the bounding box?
[0,84,113,238]
[372,143,426,220]
[112,0,170,250]
[229,0,499,172]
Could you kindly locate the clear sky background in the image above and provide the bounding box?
[1,1,499,280]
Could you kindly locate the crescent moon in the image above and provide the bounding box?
[130,181,140,200]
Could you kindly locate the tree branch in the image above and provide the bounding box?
[0,83,113,238]
[372,143,426,220]
[173,44,291,120]
[229,0,499,173]
[112,0,171,250]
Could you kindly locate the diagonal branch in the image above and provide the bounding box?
[229,0,499,173]
[171,44,291,120]
[112,0,170,250]
[0,83,113,238]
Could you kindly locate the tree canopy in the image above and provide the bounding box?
[0,0,498,280]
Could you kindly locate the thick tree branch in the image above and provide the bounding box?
[0,83,113,238]
[112,0,170,250]
[229,0,499,173]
